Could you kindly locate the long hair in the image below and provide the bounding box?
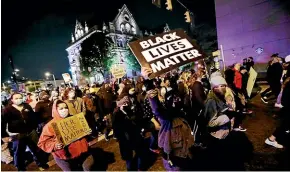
[63,88,74,100]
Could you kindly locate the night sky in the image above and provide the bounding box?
[1,0,216,81]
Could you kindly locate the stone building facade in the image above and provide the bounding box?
[66,4,143,85]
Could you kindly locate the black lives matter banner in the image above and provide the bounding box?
[128,29,206,79]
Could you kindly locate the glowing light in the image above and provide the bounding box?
[45,72,51,77]
[15,69,20,72]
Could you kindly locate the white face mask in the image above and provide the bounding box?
[68,93,75,98]
[58,109,69,118]
[14,99,23,106]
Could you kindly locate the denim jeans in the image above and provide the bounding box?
[12,130,44,170]
[54,153,94,171]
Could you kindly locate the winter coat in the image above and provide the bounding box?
[2,103,38,138]
[65,97,86,116]
[35,99,53,124]
[188,81,206,115]
[203,91,231,139]
[112,108,144,160]
[267,62,283,86]
[148,94,194,159]
[37,101,88,160]
[233,69,242,90]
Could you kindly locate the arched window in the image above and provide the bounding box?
[125,23,131,33]
[124,14,130,22]
[132,27,136,35]
[120,24,125,32]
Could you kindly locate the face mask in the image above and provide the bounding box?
[58,109,69,118]
[68,93,75,98]
[14,99,23,106]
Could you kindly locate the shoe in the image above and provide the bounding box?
[261,97,268,104]
[233,127,247,132]
[149,148,161,154]
[105,136,109,142]
[265,138,283,148]
[242,110,253,115]
[274,103,283,108]
[38,163,49,170]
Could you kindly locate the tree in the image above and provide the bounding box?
[79,32,113,77]
[103,47,141,72]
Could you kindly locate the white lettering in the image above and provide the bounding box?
[163,35,172,42]
[170,56,180,63]
[164,58,176,68]
[141,38,193,62]
[169,32,181,40]
[151,61,166,73]
[190,50,202,57]
[140,41,150,49]
[156,37,167,44]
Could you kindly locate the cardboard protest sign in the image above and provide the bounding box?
[62,73,72,83]
[110,64,126,79]
[128,29,206,79]
[51,113,90,146]
[247,67,258,97]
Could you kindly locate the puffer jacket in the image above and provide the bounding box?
[37,101,89,160]
[203,91,231,139]
[148,92,194,159]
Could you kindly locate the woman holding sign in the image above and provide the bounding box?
[38,100,94,171]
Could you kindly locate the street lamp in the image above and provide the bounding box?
[45,72,57,87]
[15,69,20,72]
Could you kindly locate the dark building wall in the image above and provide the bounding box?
[215,0,290,72]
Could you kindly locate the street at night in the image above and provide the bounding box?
[1,87,289,171]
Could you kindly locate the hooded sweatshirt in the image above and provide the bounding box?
[37,101,88,160]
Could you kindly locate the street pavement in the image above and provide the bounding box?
[1,86,290,171]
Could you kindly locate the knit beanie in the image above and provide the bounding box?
[210,75,227,89]
[285,54,290,63]
[116,96,130,107]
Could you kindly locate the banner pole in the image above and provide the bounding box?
[220,44,226,73]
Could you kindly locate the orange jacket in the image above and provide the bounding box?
[37,101,88,160]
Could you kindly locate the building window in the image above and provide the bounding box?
[125,23,131,33]
[120,24,125,32]
[124,14,130,22]
[132,27,136,35]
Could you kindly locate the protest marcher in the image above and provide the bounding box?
[38,100,94,171]
[112,96,146,171]
[83,89,98,138]
[35,91,53,134]
[63,88,86,115]
[203,75,253,170]
[274,55,290,108]
[261,53,283,103]
[2,93,49,171]
[142,67,195,171]
[265,76,290,148]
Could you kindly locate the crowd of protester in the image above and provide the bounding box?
[1,53,290,171]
